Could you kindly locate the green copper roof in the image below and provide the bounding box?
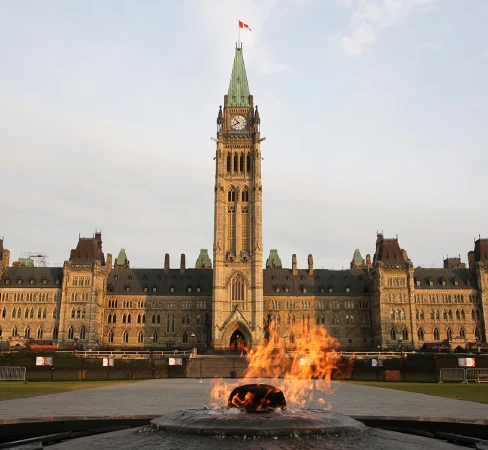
[195,249,212,269]
[227,47,250,107]
[266,249,282,269]
[17,257,34,267]
[116,248,128,266]
[352,249,363,265]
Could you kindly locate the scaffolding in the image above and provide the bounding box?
[21,252,49,267]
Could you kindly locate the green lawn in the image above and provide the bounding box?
[346,381,488,404]
[0,380,140,401]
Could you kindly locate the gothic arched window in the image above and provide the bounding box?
[80,326,86,340]
[123,330,129,343]
[68,326,74,340]
[390,327,396,341]
[417,327,424,341]
[108,330,114,343]
[447,327,453,340]
[460,327,466,339]
[52,326,58,340]
[231,274,245,301]
[402,327,408,340]
[433,327,440,340]
[228,187,236,202]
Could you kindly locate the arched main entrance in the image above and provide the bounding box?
[221,321,252,354]
[229,330,246,353]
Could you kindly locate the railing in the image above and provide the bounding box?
[440,368,488,383]
[338,351,416,359]
[73,350,194,359]
[466,368,488,383]
[0,366,26,381]
[439,368,468,384]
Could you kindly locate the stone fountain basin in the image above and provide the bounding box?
[151,407,366,437]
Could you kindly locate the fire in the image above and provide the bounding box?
[210,323,350,410]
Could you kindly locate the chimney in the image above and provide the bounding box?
[180,254,186,275]
[106,253,112,272]
[292,254,297,276]
[308,254,313,276]
[1,248,10,273]
[95,231,102,249]
[164,253,170,275]
[468,251,475,271]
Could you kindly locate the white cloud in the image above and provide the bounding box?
[338,0,440,56]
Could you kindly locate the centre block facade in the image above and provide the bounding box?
[1,46,487,352]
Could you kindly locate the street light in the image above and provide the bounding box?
[398,337,403,352]
[190,333,196,350]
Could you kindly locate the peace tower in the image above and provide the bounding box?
[211,45,264,350]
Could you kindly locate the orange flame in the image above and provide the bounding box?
[210,323,351,410]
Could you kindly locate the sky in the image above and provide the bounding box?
[1,0,487,270]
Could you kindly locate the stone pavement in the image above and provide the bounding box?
[0,379,487,420]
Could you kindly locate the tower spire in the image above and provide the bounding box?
[227,47,250,107]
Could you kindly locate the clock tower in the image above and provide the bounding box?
[212,45,264,351]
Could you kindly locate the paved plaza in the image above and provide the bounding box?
[1,379,488,421]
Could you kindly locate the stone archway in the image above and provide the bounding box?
[222,321,252,353]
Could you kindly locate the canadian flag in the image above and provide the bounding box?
[239,21,251,31]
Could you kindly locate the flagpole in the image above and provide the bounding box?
[238,21,240,48]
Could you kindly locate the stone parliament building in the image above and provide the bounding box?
[1,46,487,353]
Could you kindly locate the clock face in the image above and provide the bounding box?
[230,115,247,130]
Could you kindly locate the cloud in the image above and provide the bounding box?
[338,0,440,56]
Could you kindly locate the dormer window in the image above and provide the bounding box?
[126,287,131,293]
[329,287,334,293]
[114,275,118,281]
[345,287,351,293]
[454,278,459,286]
[467,279,472,286]
[5,278,10,285]
[55,279,60,285]
[441,279,446,287]
[276,286,281,293]
[30,278,35,285]
[187,287,192,293]
[152,287,157,293]
[17,278,23,285]
[302,287,307,294]
[143,286,148,293]
[271,276,276,281]
[284,285,289,293]
[170,287,175,293]
[196,287,201,293]
[416,280,421,287]
[42,279,48,285]
[108,284,114,292]
[320,287,325,293]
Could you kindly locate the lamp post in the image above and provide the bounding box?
[190,333,196,351]
[398,337,403,353]
[74,335,79,350]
